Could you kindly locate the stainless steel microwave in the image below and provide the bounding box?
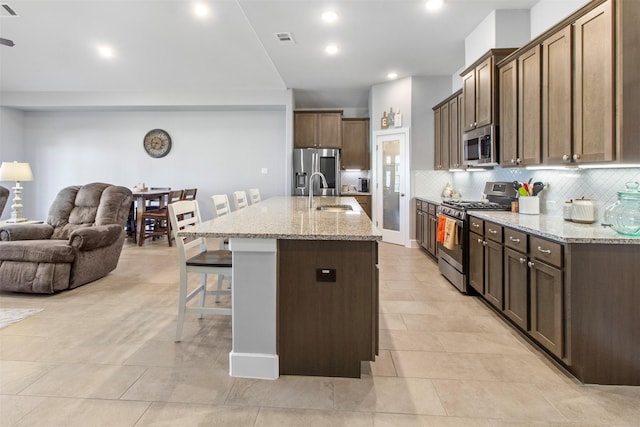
[463,125,496,166]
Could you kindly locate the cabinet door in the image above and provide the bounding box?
[530,260,564,358]
[427,214,437,257]
[318,112,342,148]
[484,239,503,309]
[421,212,430,252]
[499,59,518,166]
[449,95,461,169]
[440,102,450,170]
[542,26,572,164]
[416,209,423,247]
[573,0,614,163]
[434,108,443,169]
[294,113,318,148]
[518,45,542,165]
[475,56,493,128]
[341,119,370,170]
[462,69,477,131]
[504,247,529,330]
[468,232,484,294]
[354,195,371,218]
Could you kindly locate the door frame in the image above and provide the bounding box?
[373,127,411,247]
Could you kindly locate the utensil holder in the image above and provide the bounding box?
[519,196,540,215]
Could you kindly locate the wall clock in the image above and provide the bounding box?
[143,129,172,158]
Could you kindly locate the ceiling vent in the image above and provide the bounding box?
[1,3,19,17]
[274,32,295,45]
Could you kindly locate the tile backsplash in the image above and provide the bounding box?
[414,167,640,221]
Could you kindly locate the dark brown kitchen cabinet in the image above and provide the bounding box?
[416,199,437,259]
[294,111,343,149]
[278,239,378,378]
[468,217,484,294]
[499,45,543,167]
[542,25,572,164]
[353,194,371,219]
[573,0,614,163]
[341,118,370,170]
[433,90,462,170]
[461,49,516,132]
[469,218,504,309]
[504,247,529,330]
[529,257,564,359]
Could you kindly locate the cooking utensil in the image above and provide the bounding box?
[532,182,544,196]
[523,182,531,195]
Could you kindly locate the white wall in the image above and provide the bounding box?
[465,10,530,67]
[20,109,286,220]
[530,0,591,39]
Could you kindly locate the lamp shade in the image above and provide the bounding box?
[0,161,33,182]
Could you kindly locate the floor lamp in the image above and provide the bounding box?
[0,161,34,223]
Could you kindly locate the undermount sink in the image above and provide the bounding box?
[315,204,353,212]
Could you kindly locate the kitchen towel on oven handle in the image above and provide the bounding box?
[436,215,446,243]
[443,217,458,250]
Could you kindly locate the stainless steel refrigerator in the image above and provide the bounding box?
[292,148,340,196]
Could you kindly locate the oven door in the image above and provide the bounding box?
[437,214,467,293]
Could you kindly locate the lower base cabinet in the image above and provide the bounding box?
[503,247,529,330]
[529,259,564,358]
[277,239,378,378]
[416,199,437,259]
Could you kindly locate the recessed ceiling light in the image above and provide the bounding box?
[387,72,398,79]
[194,3,209,17]
[98,45,114,58]
[322,11,338,23]
[325,44,338,55]
[425,0,444,11]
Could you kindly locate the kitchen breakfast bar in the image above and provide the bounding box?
[177,196,382,380]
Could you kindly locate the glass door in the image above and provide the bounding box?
[375,129,409,246]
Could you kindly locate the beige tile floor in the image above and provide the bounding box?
[1,239,639,426]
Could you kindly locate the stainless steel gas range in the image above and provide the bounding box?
[437,182,518,293]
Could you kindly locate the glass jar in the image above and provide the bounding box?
[603,181,640,236]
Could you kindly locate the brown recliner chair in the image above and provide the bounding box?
[0,185,9,217]
[0,182,132,293]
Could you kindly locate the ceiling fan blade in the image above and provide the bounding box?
[0,38,15,47]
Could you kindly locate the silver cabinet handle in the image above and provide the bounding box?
[537,246,552,254]
[573,153,581,161]
[509,237,521,243]
[519,257,527,264]
[477,238,483,243]
[482,241,487,246]
[516,158,521,165]
[562,154,570,161]
[472,223,480,228]
[528,261,535,268]
[488,229,497,234]
[511,158,516,164]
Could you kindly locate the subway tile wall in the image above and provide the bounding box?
[414,167,640,220]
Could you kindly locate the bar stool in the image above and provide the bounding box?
[233,190,248,210]
[248,188,261,204]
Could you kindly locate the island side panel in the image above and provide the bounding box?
[277,239,378,378]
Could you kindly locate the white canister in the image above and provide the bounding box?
[571,198,595,223]
[519,196,540,215]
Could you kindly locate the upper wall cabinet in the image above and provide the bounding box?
[500,0,640,166]
[461,49,517,132]
[341,118,370,170]
[294,111,343,149]
[433,90,463,170]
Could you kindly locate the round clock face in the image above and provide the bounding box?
[143,129,172,158]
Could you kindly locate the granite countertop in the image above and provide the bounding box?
[341,191,372,196]
[178,196,382,241]
[468,211,640,245]
[415,196,443,205]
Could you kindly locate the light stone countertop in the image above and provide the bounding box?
[178,196,382,241]
[468,211,640,245]
[341,191,372,196]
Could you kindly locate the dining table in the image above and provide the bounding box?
[131,188,170,246]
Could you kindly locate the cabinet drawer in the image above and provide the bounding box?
[469,217,484,233]
[504,228,527,252]
[427,203,436,215]
[416,200,423,211]
[485,221,503,243]
[530,236,563,268]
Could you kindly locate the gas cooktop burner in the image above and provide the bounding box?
[442,200,511,210]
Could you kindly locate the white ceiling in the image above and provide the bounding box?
[0,0,540,109]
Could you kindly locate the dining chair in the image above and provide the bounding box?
[233,190,248,210]
[248,188,261,204]
[211,194,231,218]
[168,200,232,342]
[147,187,171,210]
[139,189,183,246]
[182,188,198,201]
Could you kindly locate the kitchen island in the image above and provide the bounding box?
[177,196,381,380]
